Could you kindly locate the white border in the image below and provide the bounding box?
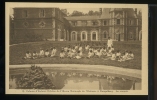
[5,3,148,95]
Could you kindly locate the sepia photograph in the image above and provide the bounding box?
[5,3,148,95]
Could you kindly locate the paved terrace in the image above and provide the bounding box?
[9,64,141,79]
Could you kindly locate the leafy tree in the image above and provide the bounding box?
[70,10,84,16]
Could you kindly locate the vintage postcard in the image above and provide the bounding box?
[5,2,148,95]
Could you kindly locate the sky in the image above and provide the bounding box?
[8,3,142,16]
[9,8,99,15]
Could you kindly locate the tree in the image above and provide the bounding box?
[87,10,100,16]
[70,10,84,16]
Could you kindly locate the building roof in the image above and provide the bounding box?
[125,8,137,18]
[64,16,100,21]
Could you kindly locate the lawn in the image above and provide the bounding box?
[9,41,142,69]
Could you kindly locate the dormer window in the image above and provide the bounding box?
[40,9,45,17]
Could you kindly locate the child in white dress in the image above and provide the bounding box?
[96,49,102,58]
[32,51,38,59]
[39,49,45,57]
[60,50,65,59]
[50,47,57,57]
[116,50,121,60]
[24,51,32,59]
[87,50,94,58]
[111,51,116,60]
[45,49,50,57]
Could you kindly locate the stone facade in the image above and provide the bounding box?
[11,8,142,42]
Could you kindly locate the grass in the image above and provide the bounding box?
[9,41,142,69]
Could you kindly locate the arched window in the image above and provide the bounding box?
[91,31,97,41]
[71,31,77,41]
[81,31,87,41]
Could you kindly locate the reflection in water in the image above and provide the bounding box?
[9,70,141,90]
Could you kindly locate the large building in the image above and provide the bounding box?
[10,8,142,43]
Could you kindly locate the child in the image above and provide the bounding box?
[75,44,78,50]
[71,47,76,54]
[118,53,126,62]
[24,51,32,59]
[85,44,90,51]
[32,51,38,59]
[111,51,116,60]
[116,50,121,60]
[107,37,113,48]
[89,47,93,52]
[78,45,83,52]
[74,51,82,59]
[111,46,114,51]
[68,46,72,52]
[87,50,94,58]
[96,49,102,58]
[60,50,65,59]
[45,49,50,57]
[67,50,73,59]
[127,51,134,60]
[64,46,68,52]
[39,48,45,57]
[93,48,98,56]
[107,47,112,57]
[50,47,57,57]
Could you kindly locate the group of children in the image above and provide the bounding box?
[23,43,134,62]
[23,47,57,59]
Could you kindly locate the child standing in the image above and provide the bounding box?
[107,37,113,48]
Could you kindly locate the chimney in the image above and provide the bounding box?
[135,8,137,15]
[99,8,102,15]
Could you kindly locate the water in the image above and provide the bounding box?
[9,68,141,90]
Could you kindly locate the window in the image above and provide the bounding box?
[40,9,45,17]
[82,21,87,26]
[81,32,87,41]
[92,33,96,40]
[129,20,132,25]
[104,21,107,25]
[72,21,77,26]
[82,33,86,40]
[104,31,107,38]
[130,32,133,39]
[23,10,28,17]
[117,19,120,25]
[72,32,76,40]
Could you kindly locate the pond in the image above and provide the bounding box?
[9,67,141,90]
